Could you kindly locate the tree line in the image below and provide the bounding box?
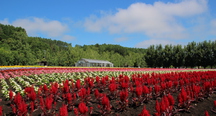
[0,23,215,68]
[145,41,216,68]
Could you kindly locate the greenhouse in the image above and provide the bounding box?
[75,58,113,67]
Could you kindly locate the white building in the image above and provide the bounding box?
[75,58,113,67]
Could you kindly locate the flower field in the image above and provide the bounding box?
[0,67,216,116]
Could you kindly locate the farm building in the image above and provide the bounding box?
[75,58,113,67]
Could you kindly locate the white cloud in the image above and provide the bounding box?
[0,18,10,24]
[11,17,69,37]
[210,19,216,35]
[61,35,76,41]
[114,37,128,42]
[84,0,208,41]
[212,19,216,27]
[0,17,77,42]
[135,39,176,48]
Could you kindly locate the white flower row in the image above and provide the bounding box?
[21,75,35,84]
[15,77,30,87]
[9,78,22,92]
[0,79,9,98]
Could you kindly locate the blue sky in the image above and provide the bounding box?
[1,0,216,48]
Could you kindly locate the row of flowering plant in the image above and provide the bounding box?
[1,71,216,116]
[0,69,216,115]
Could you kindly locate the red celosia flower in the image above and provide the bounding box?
[78,102,88,115]
[169,105,173,112]
[96,76,100,84]
[174,81,178,87]
[24,87,36,101]
[94,89,100,99]
[161,82,166,90]
[29,90,36,101]
[178,94,183,106]
[76,79,81,89]
[59,104,68,116]
[155,112,160,116]
[109,83,117,92]
[89,80,94,88]
[214,100,216,107]
[180,87,187,102]
[30,101,34,114]
[110,77,116,84]
[147,78,152,85]
[51,84,58,94]
[53,101,57,109]
[101,94,111,111]
[135,80,141,87]
[167,94,175,106]
[17,100,28,116]
[66,93,72,103]
[160,99,166,113]
[73,93,77,100]
[138,106,150,116]
[184,79,189,85]
[205,110,210,116]
[136,86,143,97]
[154,85,160,94]
[192,84,200,97]
[119,74,123,79]
[45,95,53,110]
[155,100,160,114]
[79,88,86,99]
[14,93,22,106]
[11,104,16,114]
[63,81,69,93]
[24,87,32,94]
[143,85,149,94]
[54,82,59,88]
[121,82,128,89]
[0,106,2,116]
[120,90,128,102]
[124,75,130,82]
[102,95,110,107]
[162,95,169,109]
[43,84,48,92]
[101,78,106,85]
[65,80,69,85]
[9,90,13,100]
[160,76,165,82]
[179,80,184,87]
[149,87,152,93]
[38,88,42,96]
[74,108,78,116]
[167,81,173,88]
[203,82,211,92]
[87,87,91,96]
[39,96,45,110]
[130,85,134,93]
[104,75,109,81]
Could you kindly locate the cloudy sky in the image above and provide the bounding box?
[1,0,216,48]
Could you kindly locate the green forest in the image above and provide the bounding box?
[0,23,216,68]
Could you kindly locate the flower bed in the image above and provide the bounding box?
[0,67,216,116]
[0,68,216,116]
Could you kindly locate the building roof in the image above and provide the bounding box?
[81,58,113,64]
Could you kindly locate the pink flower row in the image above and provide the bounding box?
[0,67,196,79]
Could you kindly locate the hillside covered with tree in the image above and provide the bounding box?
[0,24,147,67]
[0,23,216,68]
